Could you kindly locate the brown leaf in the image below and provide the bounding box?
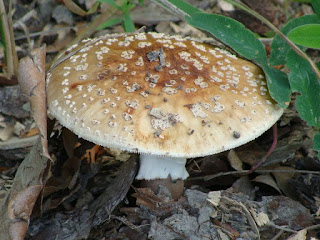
[0,138,50,240]
[8,185,43,240]
[62,128,79,158]
[252,174,281,193]
[272,166,296,197]
[17,45,50,160]
[63,0,99,16]
[228,149,243,171]
[132,187,180,217]
[287,229,307,240]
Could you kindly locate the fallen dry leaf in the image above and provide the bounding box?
[207,190,222,207]
[17,45,50,159]
[228,149,243,171]
[0,137,50,240]
[252,174,281,193]
[287,229,307,240]
[8,185,43,240]
[272,166,296,197]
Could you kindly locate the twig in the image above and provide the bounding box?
[13,9,38,29]
[303,223,320,231]
[270,230,284,240]
[249,124,278,173]
[111,215,144,232]
[267,222,298,233]
[222,196,261,240]
[191,169,320,182]
[16,21,32,51]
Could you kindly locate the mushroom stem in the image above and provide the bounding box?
[136,154,189,180]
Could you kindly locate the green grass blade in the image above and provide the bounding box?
[99,0,121,9]
[97,18,121,30]
[122,13,135,32]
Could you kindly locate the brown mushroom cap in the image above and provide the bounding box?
[46,32,283,158]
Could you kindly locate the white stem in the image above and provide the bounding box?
[136,154,189,180]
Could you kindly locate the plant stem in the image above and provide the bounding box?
[0,0,18,78]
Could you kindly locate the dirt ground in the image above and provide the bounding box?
[0,0,320,239]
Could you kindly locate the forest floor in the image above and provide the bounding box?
[0,0,320,239]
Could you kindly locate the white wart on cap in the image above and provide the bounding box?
[46,32,283,179]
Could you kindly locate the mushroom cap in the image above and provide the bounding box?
[47,32,283,158]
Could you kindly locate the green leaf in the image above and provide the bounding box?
[97,18,121,30]
[287,50,320,128]
[314,133,320,158]
[187,13,267,64]
[122,13,135,32]
[98,0,121,9]
[187,12,290,107]
[311,0,320,17]
[122,1,135,12]
[270,14,320,66]
[167,0,201,15]
[261,65,291,108]
[288,24,320,49]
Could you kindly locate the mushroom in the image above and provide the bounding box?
[46,32,283,199]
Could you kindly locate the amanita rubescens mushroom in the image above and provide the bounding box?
[46,32,283,198]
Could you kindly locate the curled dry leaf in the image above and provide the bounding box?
[8,185,43,240]
[17,45,50,160]
[207,190,222,207]
[228,149,243,171]
[252,174,282,193]
[0,138,50,240]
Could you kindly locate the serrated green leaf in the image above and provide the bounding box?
[288,24,320,49]
[187,12,267,64]
[314,133,320,158]
[186,12,290,107]
[311,0,320,17]
[261,65,291,108]
[167,0,201,15]
[270,15,320,66]
[287,50,320,128]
